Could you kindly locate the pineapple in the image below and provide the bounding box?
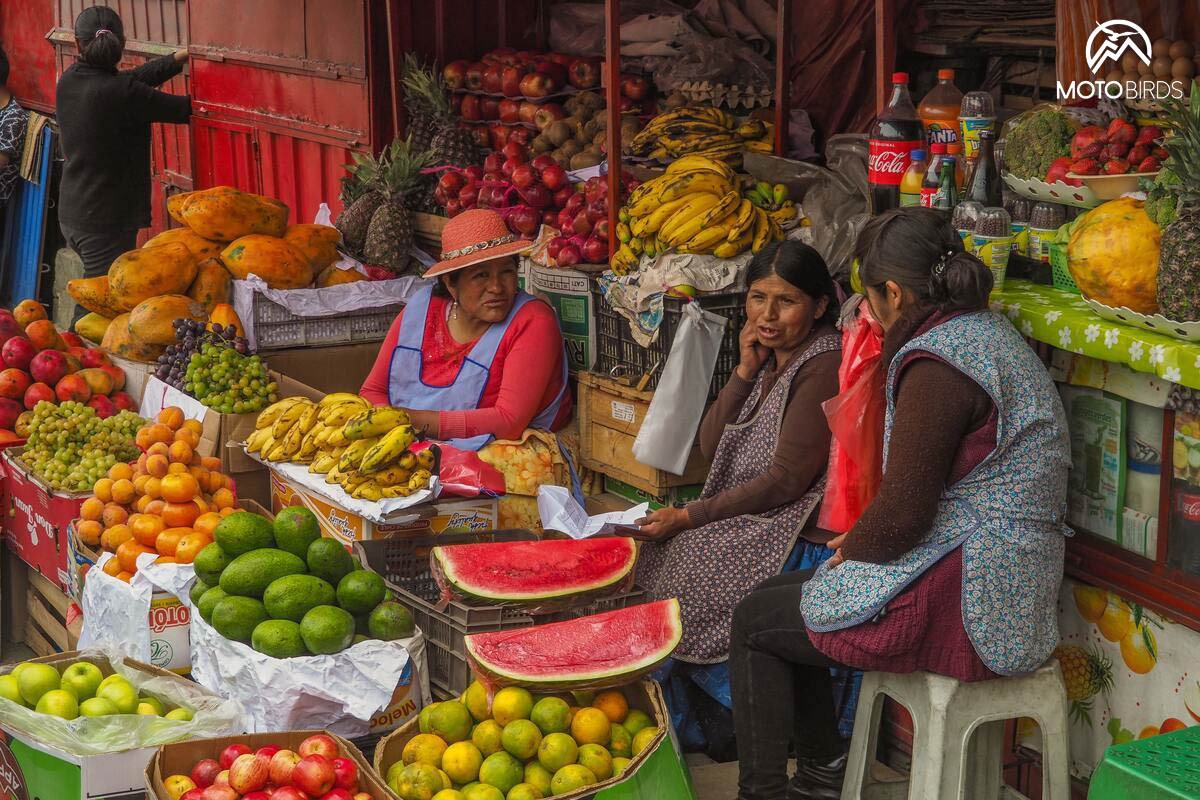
[1156,85,1200,320]
[362,137,435,274]
[402,55,480,170]
[1052,644,1113,725]
[336,149,387,255]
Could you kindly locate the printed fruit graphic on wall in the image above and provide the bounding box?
[1053,644,1113,725]
[1120,621,1158,674]
[1096,593,1135,642]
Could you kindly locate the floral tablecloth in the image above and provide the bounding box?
[991,280,1200,391]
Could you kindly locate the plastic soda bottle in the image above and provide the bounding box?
[959,90,997,169]
[869,72,925,213]
[920,143,947,208]
[919,69,964,150]
[946,142,966,193]
[900,149,926,207]
[932,157,958,210]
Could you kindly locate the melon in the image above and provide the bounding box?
[465,599,682,689]
[433,537,637,603]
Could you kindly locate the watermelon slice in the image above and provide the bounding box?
[432,536,638,603]
[465,599,682,689]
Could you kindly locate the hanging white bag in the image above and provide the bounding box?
[632,301,726,474]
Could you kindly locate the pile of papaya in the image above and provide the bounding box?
[68,186,350,361]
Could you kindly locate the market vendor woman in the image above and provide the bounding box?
[361,208,572,448]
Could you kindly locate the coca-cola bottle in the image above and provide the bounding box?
[869,72,925,214]
[1170,479,1200,573]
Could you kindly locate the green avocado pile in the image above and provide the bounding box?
[189,505,415,658]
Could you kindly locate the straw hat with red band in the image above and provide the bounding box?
[424,208,532,279]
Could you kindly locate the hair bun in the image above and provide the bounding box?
[928,251,993,310]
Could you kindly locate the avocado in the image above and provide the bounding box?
[336,569,387,615]
[263,574,336,622]
[196,587,228,625]
[189,578,210,607]
[219,548,307,598]
[194,542,232,587]
[368,600,416,641]
[306,538,355,586]
[251,619,308,658]
[212,596,269,642]
[273,506,321,560]
[213,512,276,556]
[299,605,356,655]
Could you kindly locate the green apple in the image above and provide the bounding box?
[35,689,79,720]
[60,662,104,701]
[136,702,160,716]
[9,663,30,683]
[97,674,130,694]
[79,697,120,717]
[137,696,165,715]
[17,663,60,707]
[164,707,193,721]
[97,681,139,714]
[0,675,25,707]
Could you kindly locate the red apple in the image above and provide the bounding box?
[556,208,575,231]
[458,184,479,208]
[201,787,238,800]
[321,790,353,800]
[584,176,607,203]
[180,790,206,800]
[214,770,229,786]
[470,125,491,148]
[557,243,582,267]
[445,198,463,217]
[520,183,552,209]
[508,206,541,236]
[482,64,504,94]
[483,153,505,175]
[464,62,486,91]
[520,71,558,98]
[509,126,533,146]
[492,47,520,66]
[299,735,339,761]
[571,211,594,236]
[272,789,310,800]
[459,94,482,122]
[564,192,586,215]
[541,164,569,191]
[443,60,469,90]
[553,185,575,209]
[268,749,302,786]
[568,57,601,88]
[501,157,524,179]
[531,154,557,172]
[219,745,251,771]
[451,92,463,114]
[191,759,222,789]
[511,164,538,189]
[533,103,566,130]
[488,124,509,151]
[228,753,270,794]
[501,65,528,97]
[582,236,609,264]
[622,74,650,100]
[518,101,540,126]
[501,141,527,162]
[331,756,359,791]
[547,237,568,260]
[536,60,568,85]
[498,99,521,124]
[242,793,272,800]
[293,755,336,796]
[543,209,558,226]
[480,97,501,121]
[586,198,608,223]
[594,218,610,241]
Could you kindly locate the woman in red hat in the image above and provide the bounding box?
[360,208,571,448]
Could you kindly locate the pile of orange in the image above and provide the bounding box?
[76,406,237,582]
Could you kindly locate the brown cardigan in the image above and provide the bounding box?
[684,324,840,532]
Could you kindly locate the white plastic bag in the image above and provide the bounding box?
[632,301,726,474]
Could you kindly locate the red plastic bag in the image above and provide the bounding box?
[818,301,886,533]
[416,442,507,498]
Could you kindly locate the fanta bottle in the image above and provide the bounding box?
[900,149,926,207]
[919,69,963,150]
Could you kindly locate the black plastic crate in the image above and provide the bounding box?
[590,281,745,401]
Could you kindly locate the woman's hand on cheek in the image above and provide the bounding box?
[736,319,770,380]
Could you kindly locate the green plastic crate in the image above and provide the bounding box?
[1049,240,1080,294]
[1088,727,1200,799]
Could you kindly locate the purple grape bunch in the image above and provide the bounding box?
[154,318,252,391]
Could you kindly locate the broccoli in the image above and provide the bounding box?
[1003,108,1073,180]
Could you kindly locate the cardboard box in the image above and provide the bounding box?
[271,468,498,545]
[107,353,156,407]
[264,342,381,396]
[577,372,709,496]
[374,681,696,800]
[0,652,232,800]
[2,447,89,594]
[146,730,392,799]
[527,261,595,374]
[604,475,704,510]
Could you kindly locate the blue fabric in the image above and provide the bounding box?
[653,540,863,751]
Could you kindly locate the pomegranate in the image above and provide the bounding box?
[78,348,110,368]
[0,315,22,347]
[30,350,69,386]
[541,164,569,191]
[111,390,137,411]
[87,394,116,419]
[0,398,22,430]
[60,331,83,348]
[0,369,31,401]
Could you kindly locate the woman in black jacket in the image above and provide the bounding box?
[56,6,192,320]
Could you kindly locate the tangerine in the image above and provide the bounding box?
[147,441,170,458]
[173,427,200,449]
[183,419,203,436]
[133,474,152,496]
[193,512,222,537]
[168,440,193,464]
[212,487,235,510]
[94,478,114,503]
[144,499,165,516]
[144,476,162,499]
[592,691,629,724]
[146,454,169,478]
[155,527,188,557]
[174,532,212,564]
[135,427,155,450]
[111,478,136,505]
[157,407,185,430]
[116,571,133,583]
[80,497,104,521]
[167,462,188,475]
[101,503,129,528]
[155,556,177,564]
[200,456,222,471]
[104,523,132,550]
[134,453,149,474]
[147,423,174,444]
[161,501,201,528]
[117,540,153,572]
[204,470,225,494]
[134,495,153,513]
[77,520,102,547]
[161,473,199,503]
[188,465,206,484]
[102,558,122,577]
[108,462,134,482]
[129,514,165,547]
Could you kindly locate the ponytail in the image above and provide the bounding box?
[74,7,125,70]
[79,30,123,69]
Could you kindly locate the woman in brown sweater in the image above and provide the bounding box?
[635,241,841,666]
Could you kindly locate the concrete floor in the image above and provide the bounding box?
[689,753,739,799]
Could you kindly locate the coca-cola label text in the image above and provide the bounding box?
[1177,489,1200,522]
[868,140,922,186]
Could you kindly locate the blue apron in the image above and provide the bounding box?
[386,285,570,452]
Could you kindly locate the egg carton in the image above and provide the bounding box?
[670,80,773,109]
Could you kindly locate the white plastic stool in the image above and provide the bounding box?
[840,663,1072,800]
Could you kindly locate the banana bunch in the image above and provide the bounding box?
[611,155,785,270]
[746,180,800,225]
[626,107,774,167]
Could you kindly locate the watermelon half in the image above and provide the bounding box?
[432,536,638,603]
[465,599,683,690]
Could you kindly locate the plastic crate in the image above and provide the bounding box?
[591,282,745,402]
[356,533,645,696]
[1089,727,1200,799]
[246,290,403,351]
[1049,241,1080,294]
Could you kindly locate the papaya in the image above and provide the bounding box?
[209,303,245,337]
[317,264,367,287]
[74,312,113,344]
[168,186,238,225]
[284,224,341,271]
[101,313,165,363]
[144,227,226,260]
[181,188,289,241]
[67,275,124,319]
[221,235,314,289]
[108,243,199,312]
[128,295,207,346]
[188,258,233,312]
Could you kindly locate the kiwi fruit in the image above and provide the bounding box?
[559,140,581,158]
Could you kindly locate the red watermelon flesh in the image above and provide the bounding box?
[465,599,682,689]
[432,536,638,603]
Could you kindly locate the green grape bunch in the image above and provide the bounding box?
[22,401,145,491]
[183,343,278,415]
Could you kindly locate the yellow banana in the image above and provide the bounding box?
[343,406,411,440]
[679,224,733,254]
[381,485,413,499]
[660,193,724,247]
[736,119,768,140]
[768,215,784,241]
[628,171,732,217]
[325,464,346,484]
[727,199,756,242]
[408,469,433,492]
[665,155,737,182]
[372,464,413,486]
[698,190,741,228]
[744,140,774,153]
[245,427,273,454]
[769,204,798,225]
[256,397,304,430]
[320,399,369,427]
[641,196,693,237]
[297,402,320,434]
[338,436,380,473]
[359,424,416,474]
[309,453,340,474]
[751,207,771,253]
[318,392,364,409]
[264,436,291,462]
[714,226,754,258]
[327,427,349,448]
[416,448,436,471]
[271,399,312,439]
[352,481,384,501]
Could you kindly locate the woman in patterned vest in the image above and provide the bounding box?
[730,207,1071,800]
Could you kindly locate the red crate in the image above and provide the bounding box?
[2,448,88,594]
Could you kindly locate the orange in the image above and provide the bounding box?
[133,474,152,496]
[202,471,222,494]
[174,532,212,564]
[144,499,165,516]
[146,454,169,478]
[129,514,165,547]
[77,520,102,547]
[147,423,174,444]
[193,512,223,537]
[101,503,129,528]
[200,456,222,471]
[212,487,235,510]
[161,501,201,529]
[173,427,200,449]
[111,478,135,505]
[157,407,185,430]
[161,473,199,503]
[155,527,189,557]
[155,556,177,564]
[104,524,133,551]
[134,495,153,513]
[220,506,236,516]
[80,497,104,521]
[183,418,203,436]
[107,462,134,482]
[144,476,162,499]
[94,478,114,503]
[189,465,206,484]
[167,462,188,475]
[116,571,133,583]
[168,440,193,464]
[117,540,153,572]
[147,441,170,458]
[592,691,629,724]
[102,558,122,578]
